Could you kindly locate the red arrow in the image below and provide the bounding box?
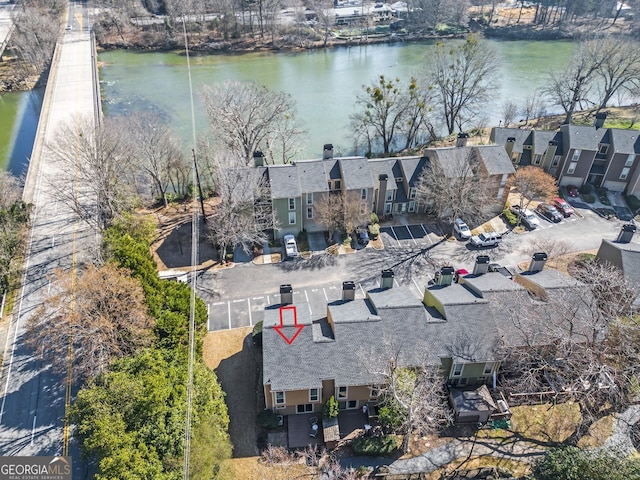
[274,305,304,345]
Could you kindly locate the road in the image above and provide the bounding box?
[0,1,97,474]
[200,206,628,332]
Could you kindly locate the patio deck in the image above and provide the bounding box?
[338,409,370,438]
[287,413,324,449]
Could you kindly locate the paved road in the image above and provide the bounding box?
[200,205,628,331]
[0,1,97,474]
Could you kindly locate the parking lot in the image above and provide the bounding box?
[379,223,444,248]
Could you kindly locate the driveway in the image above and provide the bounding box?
[308,231,328,252]
[380,223,443,248]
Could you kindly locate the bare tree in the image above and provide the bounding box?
[46,116,140,233]
[430,34,500,135]
[208,156,278,261]
[25,264,154,381]
[524,238,573,269]
[414,149,495,227]
[343,190,372,233]
[522,93,547,126]
[501,100,518,128]
[313,193,344,241]
[201,81,306,165]
[509,165,558,211]
[0,172,29,290]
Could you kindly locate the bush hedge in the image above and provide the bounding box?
[351,435,400,456]
[580,183,594,194]
[583,194,596,204]
[503,204,518,227]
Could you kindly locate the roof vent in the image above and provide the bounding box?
[435,266,455,286]
[381,269,394,289]
[342,281,356,301]
[473,255,491,275]
[528,252,548,273]
[616,223,637,243]
[280,284,293,305]
[323,144,334,159]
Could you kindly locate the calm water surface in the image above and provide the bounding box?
[99,39,575,157]
[0,88,43,175]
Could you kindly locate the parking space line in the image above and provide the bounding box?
[359,283,366,297]
[252,296,264,300]
[412,277,422,294]
[304,290,312,315]
[227,301,231,329]
[420,224,432,245]
[322,288,329,301]
[390,226,400,245]
[407,226,418,246]
[248,298,252,326]
[212,301,224,306]
[394,278,400,287]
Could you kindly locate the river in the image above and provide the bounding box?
[1,38,575,171]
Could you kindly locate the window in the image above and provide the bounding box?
[347,400,358,409]
[309,388,319,402]
[452,364,463,377]
[408,201,415,213]
[288,212,296,225]
[483,363,494,375]
[296,404,313,413]
[533,154,542,165]
[385,190,393,202]
[626,154,635,167]
[337,386,347,399]
[598,144,609,155]
[409,187,416,200]
[334,180,341,190]
[395,177,403,184]
[361,188,367,200]
[567,162,577,175]
[572,149,581,162]
[306,193,313,205]
[307,207,313,219]
[370,385,380,398]
[384,203,392,214]
[552,155,561,167]
[621,167,630,180]
[289,198,295,210]
[275,392,285,405]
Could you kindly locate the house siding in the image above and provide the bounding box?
[273,197,301,237]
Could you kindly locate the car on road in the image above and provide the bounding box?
[566,185,579,197]
[453,218,472,240]
[354,227,370,246]
[284,234,298,258]
[469,231,503,248]
[552,197,574,217]
[510,204,540,229]
[536,203,563,223]
[65,25,72,30]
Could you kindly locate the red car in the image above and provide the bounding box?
[566,185,579,197]
[552,197,574,217]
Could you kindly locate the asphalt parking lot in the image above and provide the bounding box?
[379,223,444,248]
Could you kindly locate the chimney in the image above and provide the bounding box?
[376,174,388,217]
[505,137,515,157]
[435,266,455,286]
[381,269,394,289]
[253,151,265,167]
[456,132,469,147]
[616,223,637,243]
[323,144,334,159]
[280,284,293,305]
[528,252,548,273]
[473,255,491,275]
[594,112,607,129]
[342,281,356,301]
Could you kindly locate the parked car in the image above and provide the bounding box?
[510,205,540,229]
[284,234,298,258]
[552,197,574,217]
[536,203,563,223]
[469,232,503,248]
[453,218,471,240]
[566,185,579,197]
[355,227,370,246]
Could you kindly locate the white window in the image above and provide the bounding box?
[288,212,296,224]
[275,392,285,405]
[572,149,581,162]
[483,363,494,375]
[306,193,313,205]
[289,198,295,210]
[598,144,609,155]
[296,404,313,413]
[408,201,415,213]
[621,167,630,180]
[626,154,635,167]
[452,364,463,377]
[384,203,392,214]
[306,207,313,219]
[361,188,367,200]
[567,162,577,175]
[395,177,403,184]
[409,187,416,200]
[309,388,319,402]
[337,386,347,399]
[385,190,393,202]
[533,154,542,165]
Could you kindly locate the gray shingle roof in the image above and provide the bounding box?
[323,159,342,180]
[368,159,399,191]
[476,145,515,176]
[268,164,300,199]
[491,128,532,152]
[610,129,640,155]
[339,157,375,190]
[597,239,640,287]
[398,156,427,187]
[425,147,472,179]
[562,125,606,151]
[533,130,558,154]
[296,160,329,193]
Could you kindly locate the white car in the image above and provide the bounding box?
[521,208,540,229]
[453,218,471,240]
[469,232,503,248]
[284,234,298,258]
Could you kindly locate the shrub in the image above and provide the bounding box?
[368,223,380,239]
[371,212,380,224]
[378,396,406,432]
[256,409,281,429]
[583,194,596,204]
[323,395,339,419]
[503,204,518,227]
[579,183,594,194]
[351,435,400,456]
